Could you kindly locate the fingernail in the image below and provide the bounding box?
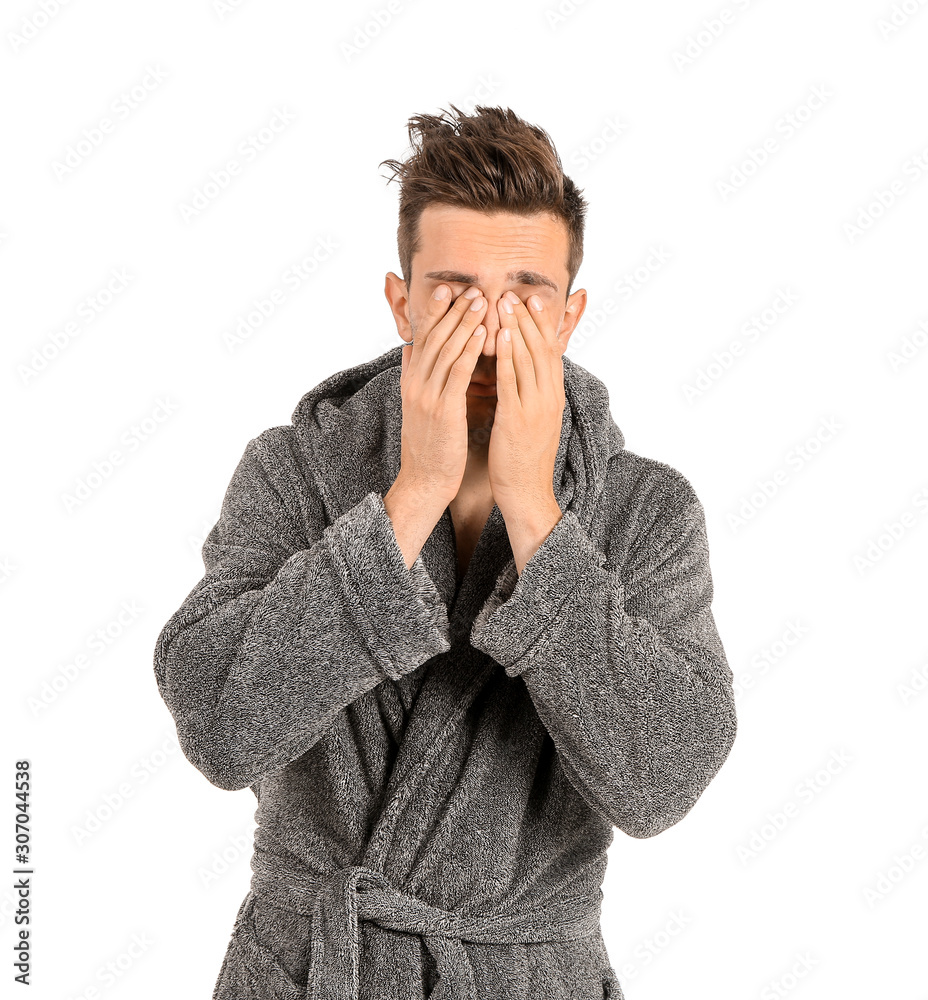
[433,285,449,300]
[529,295,543,311]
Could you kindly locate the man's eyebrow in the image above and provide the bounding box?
[423,269,559,293]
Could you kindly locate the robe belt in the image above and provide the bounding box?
[250,860,603,1000]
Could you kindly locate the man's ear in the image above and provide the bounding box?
[556,288,587,352]
[384,272,413,343]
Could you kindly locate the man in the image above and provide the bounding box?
[153,104,737,1000]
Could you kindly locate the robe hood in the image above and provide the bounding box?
[291,343,625,535]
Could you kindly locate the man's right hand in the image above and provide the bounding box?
[384,284,488,568]
[398,284,488,502]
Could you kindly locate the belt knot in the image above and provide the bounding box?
[250,857,601,999]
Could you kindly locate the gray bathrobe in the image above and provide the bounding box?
[153,343,736,1000]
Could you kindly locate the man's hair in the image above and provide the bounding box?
[379,104,588,304]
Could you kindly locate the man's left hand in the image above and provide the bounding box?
[489,290,566,573]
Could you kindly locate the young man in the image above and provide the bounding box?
[154,105,737,1000]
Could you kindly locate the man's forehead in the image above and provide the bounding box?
[415,207,567,293]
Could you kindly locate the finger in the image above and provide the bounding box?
[442,322,488,396]
[526,293,557,346]
[500,292,537,394]
[411,286,483,382]
[428,292,488,386]
[405,283,451,378]
[411,285,479,361]
[496,293,519,399]
[495,315,520,408]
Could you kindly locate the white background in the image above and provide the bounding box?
[3,0,927,997]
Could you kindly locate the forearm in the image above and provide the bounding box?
[500,490,564,577]
[470,498,737,837]
[383,472,450,569]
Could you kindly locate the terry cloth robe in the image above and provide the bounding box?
[153,344,737,1000]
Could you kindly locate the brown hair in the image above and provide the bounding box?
[379,104,588,304]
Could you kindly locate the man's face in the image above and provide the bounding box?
[385,204,587,414]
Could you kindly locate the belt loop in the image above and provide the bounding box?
[306,866,365,999]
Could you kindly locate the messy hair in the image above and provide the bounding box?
[379,104,588,303]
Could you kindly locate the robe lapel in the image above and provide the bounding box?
[293,346,608,884]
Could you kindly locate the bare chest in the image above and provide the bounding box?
[449,496,496,584]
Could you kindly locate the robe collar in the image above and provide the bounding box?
[292,344,625,622]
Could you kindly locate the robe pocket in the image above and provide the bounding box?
[601,965,626,1000]
[227,892,307,1000]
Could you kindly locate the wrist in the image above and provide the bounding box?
[388,470,455,514]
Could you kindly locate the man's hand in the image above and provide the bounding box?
[387,284,489,569]
[489,290,566,575]
[398,283,489,503]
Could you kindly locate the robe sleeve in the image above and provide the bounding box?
[153,427,451,792]
[469,469,736,839]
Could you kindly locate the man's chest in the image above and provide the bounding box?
[449,497,496,585]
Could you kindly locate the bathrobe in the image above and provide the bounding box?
[153,343,737,1000]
